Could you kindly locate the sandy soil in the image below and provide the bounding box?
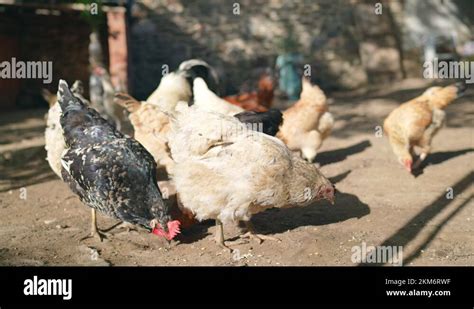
[0,79,473,266]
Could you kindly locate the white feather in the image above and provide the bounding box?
[192,78,243,116]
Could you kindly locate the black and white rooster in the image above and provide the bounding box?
[57,80,180,241]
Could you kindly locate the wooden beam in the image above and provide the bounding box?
[106,7,128,91]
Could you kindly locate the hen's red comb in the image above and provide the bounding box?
[152,220,181,240]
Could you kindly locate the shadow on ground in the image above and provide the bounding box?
[361,171,473,266]
[176,169,369,242]
[318,140,372,166]
[251,189,370,235]
[412,148,474,177]
[0,145,56,192]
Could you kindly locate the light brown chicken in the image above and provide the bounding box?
[114,93,176,175]
[277,77,334,162]
[383,83,465,172]
[168,104,335,250]
[157,180,198,230]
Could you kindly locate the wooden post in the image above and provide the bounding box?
[106,6,128,92]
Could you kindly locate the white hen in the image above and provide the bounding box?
[168,105,335,250]
[192,78,244,116]
[147,72,192,112]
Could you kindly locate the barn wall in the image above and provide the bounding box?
[0,15,21,109]
[0,7,104,109]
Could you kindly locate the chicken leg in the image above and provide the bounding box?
[413,109,446,169]
[239,221,281,244]
[80,209,109,242]
[215,219,232,252]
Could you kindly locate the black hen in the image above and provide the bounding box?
[234,108,283,136]
[57,80,180,241]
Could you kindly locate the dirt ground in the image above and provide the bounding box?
[0,78,472,266]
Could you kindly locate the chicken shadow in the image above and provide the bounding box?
[412,148,474,177]
[250,189,370,235]
[165,193,213,244]
[317,140,372,166]
[0,145,57,193]
[177,220,213,244]
[361,171,473,266]
[329,170,352,184]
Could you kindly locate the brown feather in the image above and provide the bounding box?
[114,93,141,113]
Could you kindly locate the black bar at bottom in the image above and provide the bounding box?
[0,267,472,306]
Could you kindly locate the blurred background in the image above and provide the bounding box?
[0,0,472,109]
[0,0,473,267]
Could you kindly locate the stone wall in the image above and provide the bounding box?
[3,0,471,106]
[126,0,474,98]
[129,0,409,99]
[389,0,473,78]
[354,0,405,83]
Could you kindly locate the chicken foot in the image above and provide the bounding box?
[238,221,281,244]
[114,222,138,233]
[80,209,109,242]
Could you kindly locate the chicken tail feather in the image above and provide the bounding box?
[57,79,83,113]
[114,93,141,113]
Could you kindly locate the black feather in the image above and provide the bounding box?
[178,59,220,95]
[58,80,120,147]
[57,80,170,229]
[234,108,283,136]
